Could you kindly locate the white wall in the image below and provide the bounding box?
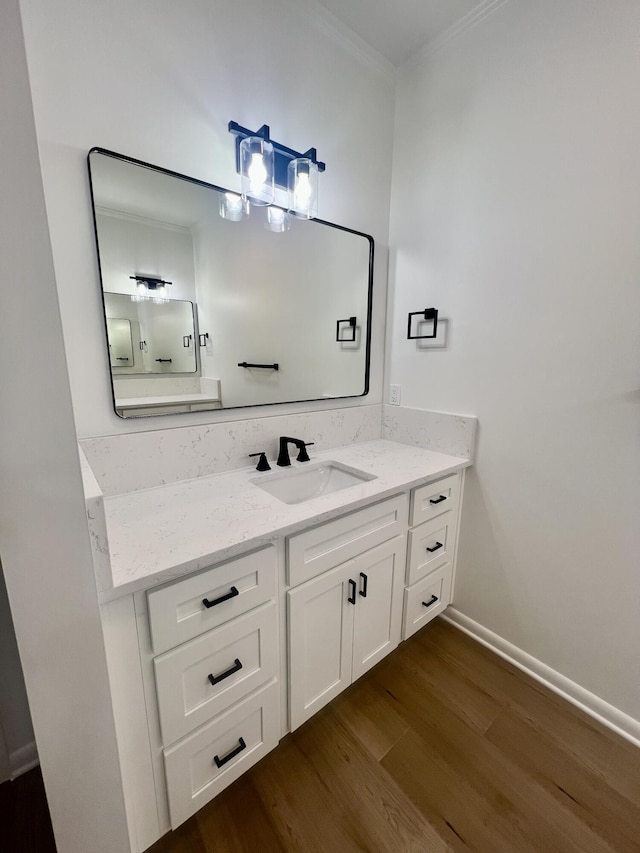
[388,0,640,719]
[20,0,395,438]
[0,2,130,850]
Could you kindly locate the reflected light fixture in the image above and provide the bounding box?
[219,191,246,221]
[130,275,172,304]
[228,121,324,219]
[265,206,290,233]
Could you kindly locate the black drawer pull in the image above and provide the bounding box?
[213,737,246,768]
[426,542,443,553]
[422,595,439,608]
[430,495,447,505]
[347,578,357,605]
[208,658,243,686]
[359,572,368,598]
[202,586,239,609]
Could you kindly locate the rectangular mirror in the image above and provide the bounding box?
[88,148,373,418]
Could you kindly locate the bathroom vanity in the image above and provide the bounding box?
[83,438,470,852]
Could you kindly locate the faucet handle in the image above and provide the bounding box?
[249,451,271,472]
[297,442,314,463]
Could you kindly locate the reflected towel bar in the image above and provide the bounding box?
[237,362,279,370]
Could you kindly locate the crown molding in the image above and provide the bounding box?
[400,0,512,75]
[278,0,397,84]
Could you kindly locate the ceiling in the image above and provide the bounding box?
[313,0,489,66]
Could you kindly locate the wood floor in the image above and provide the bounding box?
[148,618,640,853]
[4,618,640,852]
[0,762,56,853]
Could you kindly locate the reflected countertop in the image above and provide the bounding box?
[94,440,471,601]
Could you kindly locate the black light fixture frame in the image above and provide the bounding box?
[228,121,326,189]
[407,308,439,340]
[129,275,172,292]
[336,316,357,342]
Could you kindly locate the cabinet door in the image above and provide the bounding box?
[351,535,406,682]
[288,560,356,730]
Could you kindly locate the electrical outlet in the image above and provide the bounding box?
[389,384,401,406]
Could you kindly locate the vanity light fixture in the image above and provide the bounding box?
[265,206,291,233]
[228,121,325,218]
[130,275,172,304]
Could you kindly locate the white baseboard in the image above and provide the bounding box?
[442,608,640,749]
[10,740,39,779]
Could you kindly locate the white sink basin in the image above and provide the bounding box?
[252,461,376,505]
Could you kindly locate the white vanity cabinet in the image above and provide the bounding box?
[100,462,466,852]
[402,473,461,638]
[286,494,408,729]
[288,535,406,729]
[143,545,281,829]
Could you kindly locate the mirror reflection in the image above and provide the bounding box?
[88,149,373,418]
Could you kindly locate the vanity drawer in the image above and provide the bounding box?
[287,493,408,587]
[403,564,452,639]
[164,679,280,828]
[410,474,460,527]
[148,546,276,654]
[154,601,279,745]
[407,514,456,585]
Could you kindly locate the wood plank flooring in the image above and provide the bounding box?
[148,618,640,853]
[3,618,639,852]
[0,763,56,853]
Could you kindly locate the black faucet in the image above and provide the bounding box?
[276,436,314,467]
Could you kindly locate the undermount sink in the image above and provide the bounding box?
[252,461,376,505]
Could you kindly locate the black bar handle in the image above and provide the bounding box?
[155,358,172,363]
[426,542,443,553]
[429,495,447,505]
[202,586,239,609]
[208,658,243,686]
[213,737,246,769]
[347,578,357,605]
[422,595,439,608]
[237,361,279,370]
[359,572,368,598]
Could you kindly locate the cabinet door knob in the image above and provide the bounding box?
[359,572,368,598]
[207,658,243,686]
[347,578,357,605]
[422,595,439,608]
[202,586,239,609]
[426,542,443,553]
[213,737,246,768]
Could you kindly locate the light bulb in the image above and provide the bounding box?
[293,173,312,210]
[239,137,274,206]
[137,280,147,297]
[288,158,318,219]
[248,153,267,194]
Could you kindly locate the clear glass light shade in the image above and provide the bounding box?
[219,192,246,221]
[288,158,318,219]
[265,206,291,233]
[153,283,168,303]
[240,137,275,206]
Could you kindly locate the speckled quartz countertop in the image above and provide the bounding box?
[99,440,471,600]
